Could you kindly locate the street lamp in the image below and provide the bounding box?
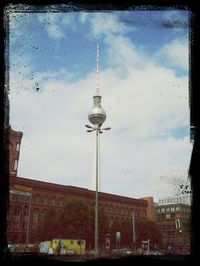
[86,44,111,257]
[9,185,32,246]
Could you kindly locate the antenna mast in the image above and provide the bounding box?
[96,43,100,95]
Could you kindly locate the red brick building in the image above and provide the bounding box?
[7,127,150,246]
[5,126,23,176]
[140,197,157,221]
[155,203,191,254]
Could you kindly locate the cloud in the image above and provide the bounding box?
[104,35,143,71]
[79,12,88,24]
[38,13,64,39]
[156,38,189,72]
[160,10,189,29]
[79,12,128,38]
[37,12,76,40]
[7,11,30,43]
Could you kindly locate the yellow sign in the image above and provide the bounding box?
[14,184,32,192]
[52,239,86,255]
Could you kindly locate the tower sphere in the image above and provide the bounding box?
[88,106,106,126]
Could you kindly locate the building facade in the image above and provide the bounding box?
[7,127,148,246]
[5,126,23,176]
[140,197,157,221]
[8,176,148,245]
[158,194,191,206]
[155,203,191,254]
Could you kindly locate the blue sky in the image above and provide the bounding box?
[7,6,192,202]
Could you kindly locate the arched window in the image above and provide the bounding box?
[32,209,39,229]
[24,205,29,216]
[15,206,21,216]
[16,143,20,151]
[44,196,49,204]
[40,209,47,222]
[14,159,18,171]
[35,194,40,204]
[110,205,114,213]
[14,206,21,229]
[9,143,12,151]
[51,197,56,205]
[59,197,64,206]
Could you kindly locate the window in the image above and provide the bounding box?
[166,214,171,219]
[24,206,29,216]
[14,159,18,171]
[15,206,21,216]
[16,143,20,151]
[175,218,181,229]
[32,209,39,229]
[51,197,56,205]
[166,207,170,213]
[41,209,47,221]
[35,194,40,203]
[44,196,48,204]
[23,221,27,230]
[161,208,165,213]
[171,207,175,212]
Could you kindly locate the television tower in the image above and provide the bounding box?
[85,44,111,256]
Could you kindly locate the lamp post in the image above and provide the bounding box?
[132,210,136,253]
[9,185,32,246]
[86,44,111,256]
[26,190,32,246]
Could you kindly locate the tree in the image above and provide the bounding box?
[57,199,94,240]
[34,199,110,249]
[109,219,133,248]
[135,220,162,249]
[98,207,110,247]
[34,208,59,242]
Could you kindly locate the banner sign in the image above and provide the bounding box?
[14,184,32,192]
[10,189,31,196]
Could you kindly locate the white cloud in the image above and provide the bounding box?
[156,38,189,72]
[37,12,76,40]
[79,13,88,24]
[80,12,128,38]
[37,13,64,40]
[7,11,30,43]
[104,35,143,71]
[100,50,189,140]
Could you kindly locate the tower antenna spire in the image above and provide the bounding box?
[96,43,99,95]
